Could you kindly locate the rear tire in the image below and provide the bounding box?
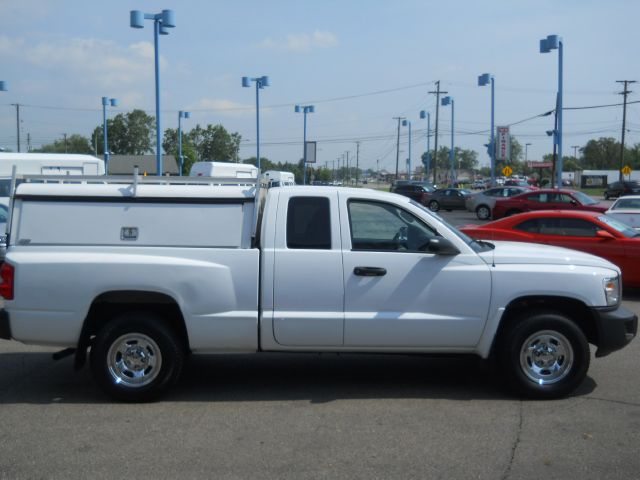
[428,200,440,212]
[90,312,185,402]
[476,205,491,220]
[498,311,590,399]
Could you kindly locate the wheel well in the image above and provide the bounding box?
[75,291,190,369]
[491,296,598,356]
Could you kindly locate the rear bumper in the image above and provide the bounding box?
[592,305,637,357]
[0,309,11,340]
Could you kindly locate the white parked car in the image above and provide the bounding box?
[606,195,640,231]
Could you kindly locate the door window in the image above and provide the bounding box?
[538,218,599,237]
[348,200,436,251]
[287,197,331,249]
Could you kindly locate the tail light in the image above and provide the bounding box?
[0,263,14,300]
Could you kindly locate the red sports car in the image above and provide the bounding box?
[460,210,640,287]
[491,189,607,219]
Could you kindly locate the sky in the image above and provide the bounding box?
[1,0,639,175]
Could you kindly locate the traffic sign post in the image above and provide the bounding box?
[502,165,513,177]
[621,165,632,178]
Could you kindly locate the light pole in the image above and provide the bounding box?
[402,119,412,179]
[295,104,314,185]
[478,73,495,187]
[540,34,563,189]
[419,110,431,181]
[525,143,531,163]
[102,97,118,173]
[130,9,176,176]
[178,110,190,176]
[441,96,455,185]
[0,81,7,92]
[242,76,269,171]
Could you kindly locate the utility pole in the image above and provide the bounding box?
[617,80,636,181]
[27,133,31,152]
[376,158,380,184]
[571,145,579,159]
[428,81,448,185]
[63,133,68,153]
[355,141,360,186]
[393,116,405,181]
[345,151,350,185]
[11,103,21,152]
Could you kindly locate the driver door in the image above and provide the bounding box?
[338,194,491,349]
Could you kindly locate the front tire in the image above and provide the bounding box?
[499,311,590,399]
[428,200,440,212]
[90,312,185,402]
[476,205,491,220]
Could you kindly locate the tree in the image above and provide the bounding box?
[91,109,155,155]
[34,134,93,154]
[187,124,241,162]
[580,137,620,170]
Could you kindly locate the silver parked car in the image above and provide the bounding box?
[465,186,532,220]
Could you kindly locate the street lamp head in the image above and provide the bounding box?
[159,24,170,35]
[308,105,315,113]
[260,76,270,87]
[184,111,191,119]
[130,10,145,28]
[420,110,426,119]
[110,98,118,107]
[0,81,7,92]
[546,130,555,137]
[102,96,108,106]
[161,10,176,28]
[242,77,251,88]
[478,73,491,86]
[294,105,301,113]
[441,96,451,106]
[402,119,408,127]
[539,38,550,53]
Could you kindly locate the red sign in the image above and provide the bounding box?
[528,162,553,168]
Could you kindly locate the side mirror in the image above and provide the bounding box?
[596,230,615,240]
[420,236,460,255]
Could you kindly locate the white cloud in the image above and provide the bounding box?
[189,98,255,117]
[0,35,167,90]
[260,30,339,53]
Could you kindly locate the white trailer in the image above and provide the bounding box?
[262,170,295,188]
[0,153,105,206]
[189,161,258,179]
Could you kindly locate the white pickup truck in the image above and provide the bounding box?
[0,171,636,401]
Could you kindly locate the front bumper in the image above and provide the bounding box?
[0,309,11,340]
[592,305,637,357]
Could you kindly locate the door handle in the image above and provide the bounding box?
[354,267,387,277]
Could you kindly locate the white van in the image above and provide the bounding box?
[189,161,258,179]
[0,153,105,206]
[262,170,295,188]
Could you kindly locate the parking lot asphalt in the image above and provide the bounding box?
[0,207,638,480]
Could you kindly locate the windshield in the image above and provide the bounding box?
[612,197,640,210]
[598,215,639,238]
[572,191,599,205]
[410,200,494,252]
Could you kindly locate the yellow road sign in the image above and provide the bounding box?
[621,165,632,176]
[502,165,513,177]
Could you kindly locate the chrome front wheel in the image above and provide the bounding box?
[519,330,573,385]
[500,311,589,399]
